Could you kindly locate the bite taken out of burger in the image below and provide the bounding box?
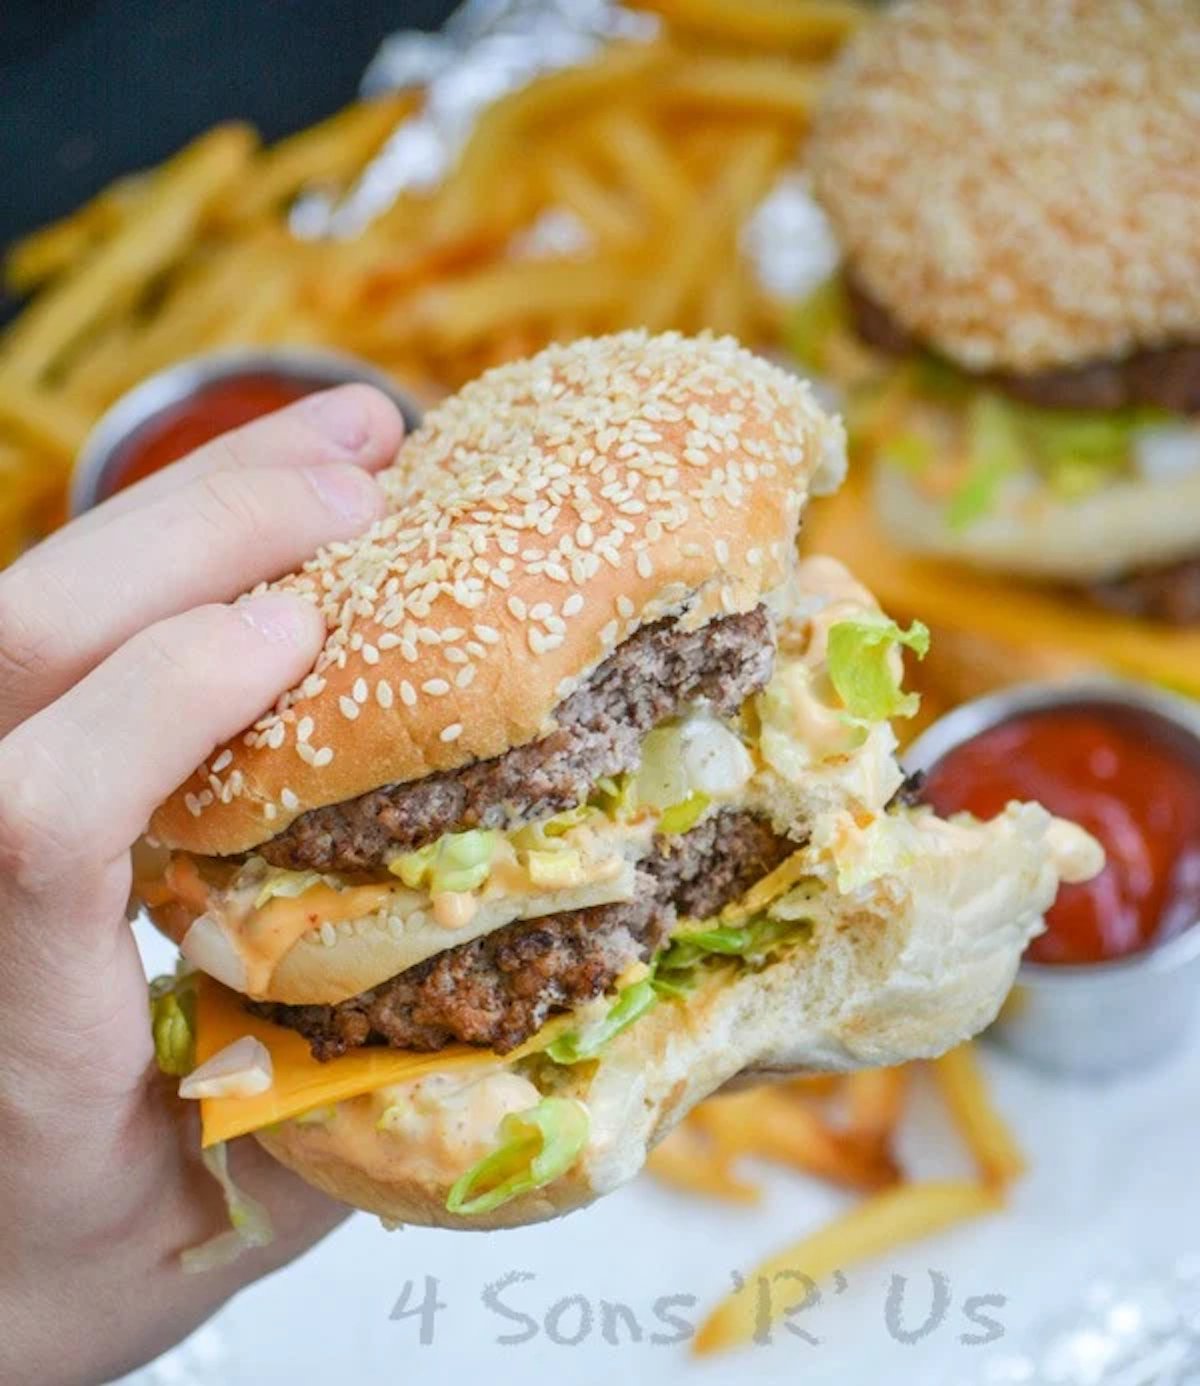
[137,331,1099,1249]
[796,0,1200,690]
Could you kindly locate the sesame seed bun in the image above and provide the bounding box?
[151,332,845,859]
[810,0,1200,373]
[254,798,1062,1229]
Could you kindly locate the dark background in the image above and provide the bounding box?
[1,0,459,249]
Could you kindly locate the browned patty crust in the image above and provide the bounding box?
[258,607,775,873]
[1086,556,1200,626]
[845,276,1200,416]
[252,810,794,1058]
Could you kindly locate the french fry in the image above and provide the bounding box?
[0,123,257,385]
[931,1044,1027,1188]
[638,125,785,331]
[647,1127,761,1204]
[429,43,668,242]
[584,108,693,225]
[0,376,92,462]
[656,56,825,122]
[631,0,867,53]
[845,1067,907,1149]
[221,93,417,225]
[5,172,147,295]
[541,154,642,248]
[694,1181,1004,1355]
[692,1090,899,1191]
[407,256,638,352]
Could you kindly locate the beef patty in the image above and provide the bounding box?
[1086,555,1200,626]
[252,810,794,1059]
[259,606,775,874]
[846,275,1200,415]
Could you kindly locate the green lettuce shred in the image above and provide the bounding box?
[652,915,812,996]
[391,828,498,895]
[545,977,659,1065]
[657,792,711,836]
[181,1142,275,1273]
[826,615,930,725]
[946,393,1024,531]
[149,971,197,1077]
[445,1098,589,1216]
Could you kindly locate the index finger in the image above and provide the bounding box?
[42,383,407,551]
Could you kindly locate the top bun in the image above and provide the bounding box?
[152,331,844,857]
[810,0,1200,373]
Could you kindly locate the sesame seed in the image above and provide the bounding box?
[211,749,233,773]
[376,681,394,709]
[423,678,450,696]
[400,680,417,706]
[507,595,527,620]
[441,723,463,743]
[562,593,584,617]
[455,665,476,689]
[339,696,360,721]
[282,787,300,811]
[474,624,500,644]
[296,716,314,744]
[313,746,334,768]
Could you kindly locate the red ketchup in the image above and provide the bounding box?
[112,375,317,491]
[923,707,1200,966]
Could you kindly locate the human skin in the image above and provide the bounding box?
[0,385,406,1384]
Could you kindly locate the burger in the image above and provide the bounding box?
[139,331,1098,1238]
[800,0,1200,692]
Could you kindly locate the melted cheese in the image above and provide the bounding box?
[804,473,1200,696]
[194,974,563,1147]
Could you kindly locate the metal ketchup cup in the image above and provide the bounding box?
[904,678,1200,1079]
[70,347,425,517]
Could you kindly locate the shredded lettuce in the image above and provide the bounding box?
[947,393,1023,531]
[658,792,711,836]
[149,971,197,1077]
[786,277,848,373]
[391,829,498,895]
[826,615,929,726]
[253,868,323,909]
[445,1098,589,1216]
[653,915,812,995]
[545,977,659,1065]
[880,430,937,475]
[590,773,635,819]
[180,1142,275,1273]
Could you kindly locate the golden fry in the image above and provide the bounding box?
[694,1181,1004,1355]
[646,1127,761,1204]
[931,1044,1027,1188]
[638,125,785,332]
[542,155,642,248]
[408,256,637,352]
[657,56,825,121]
[631,0,867,53]
[584,108,693,225]
[0,376,92,462]
[0,123,258,385]
[5,172,147,295]
[429,43,667,242]
[222,93,417,224]
[691,1089,898,1191]
[845,1067,907,1146]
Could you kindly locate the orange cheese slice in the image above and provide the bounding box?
[194,975,566,1147]
[805,475,1200,697]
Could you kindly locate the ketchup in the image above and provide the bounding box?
[112,374,317,491]
[923,706,1200,966]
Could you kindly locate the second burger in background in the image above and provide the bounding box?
[798,0,1200,693]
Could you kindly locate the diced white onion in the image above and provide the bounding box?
[677,715,755,798]
[1133,425,1200,484]
[181,913,248,992]
[179,1036,273,1100]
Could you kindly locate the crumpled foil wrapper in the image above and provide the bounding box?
[293,0,838,303]
[958,1257,1200,1386]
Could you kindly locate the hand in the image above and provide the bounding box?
[0,385,405,1384]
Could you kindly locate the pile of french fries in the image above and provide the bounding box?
[0,0,867,559]
[647,1042,1027,1354]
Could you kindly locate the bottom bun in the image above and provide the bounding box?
[254,803,1066,1230]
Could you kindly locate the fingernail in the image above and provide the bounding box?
[300,385,375,454]
[304,463,384,527]
[238,593,323,648]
